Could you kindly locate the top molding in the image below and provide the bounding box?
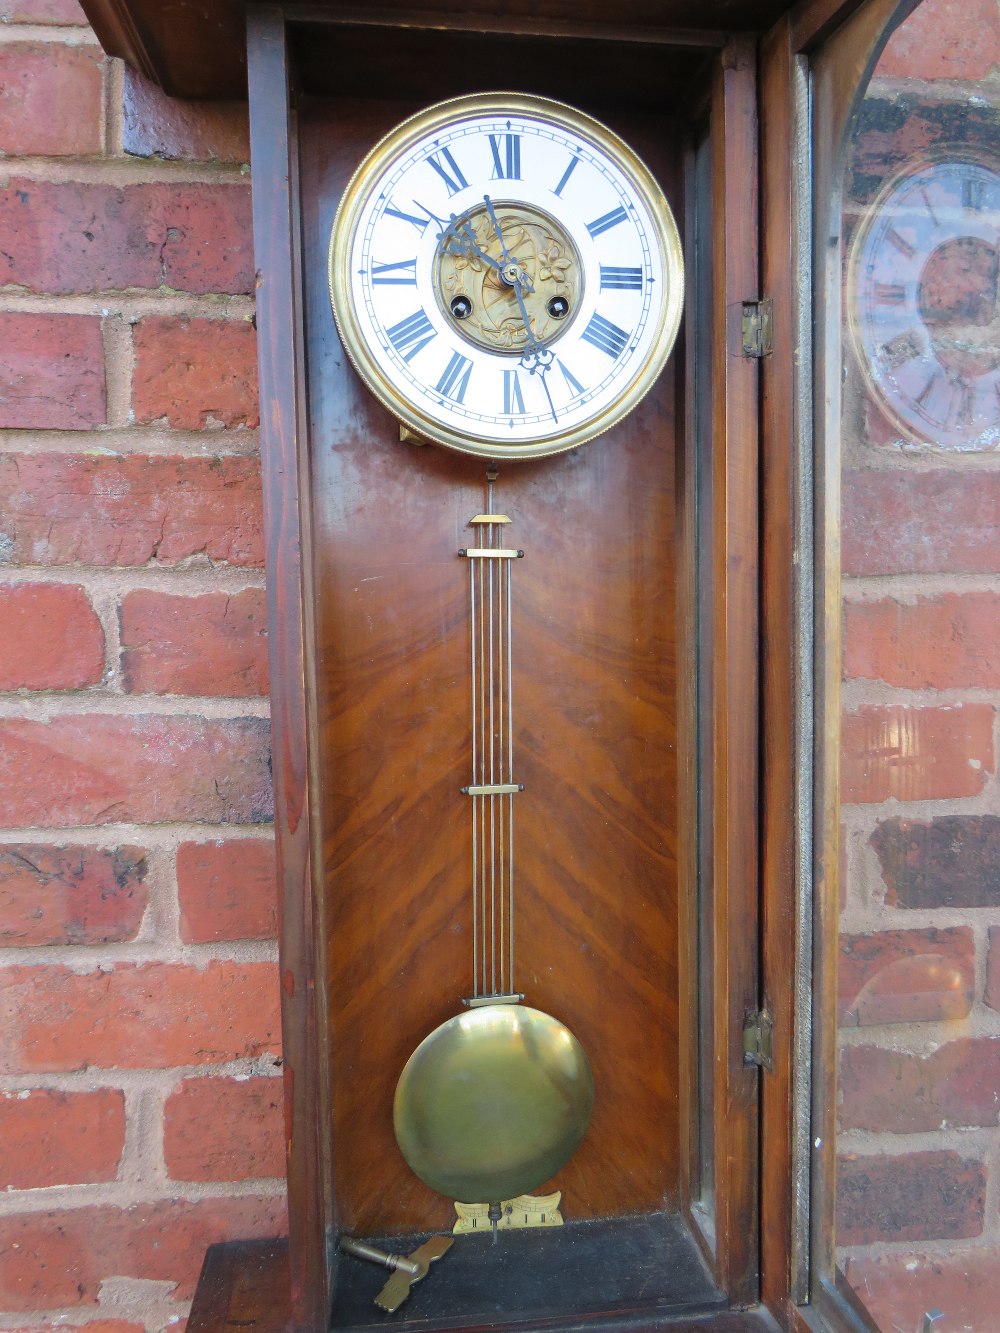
[78,0,842,100]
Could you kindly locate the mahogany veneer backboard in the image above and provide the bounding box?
[298,97,683,1236]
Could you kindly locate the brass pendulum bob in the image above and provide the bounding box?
[393,484,593,1233]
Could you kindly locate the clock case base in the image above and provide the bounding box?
[188,1223,785,1332]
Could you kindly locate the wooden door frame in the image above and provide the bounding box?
[757,3,924,1330]
[243,1,898,1327]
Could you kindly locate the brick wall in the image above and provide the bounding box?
[0,6,285,1331]
[836,1,1000,1328]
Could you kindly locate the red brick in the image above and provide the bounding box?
[164,1075,284,1181]
[843,469,1000,576]
[132,318,258,431]
[843,1247,1000,1333]
[120,588,268,697]
[841,705,994,804]
[177,838,277,943]
[0,179,253,296]
[0,1325,144,1333]
[0,454,264,567]
[0,44,103,157]
[0,584,103,690]
[0,1195,287,1309]
[0,0,87,20]
[123,67,250,163]
[872,815,1000,909]
[840,1038,1000,1132]
[0,961,280,1073]
[839,926,974,1027]
[0,714,271,827]
[877,0,1000,80]
[845,593,1000,690]
[851,99,1000,211]
[0,1088,124,1188]
[836,1150,985,1245]
[0,313,105,429]
[0,844,148,946]
[985,926,1000,1011]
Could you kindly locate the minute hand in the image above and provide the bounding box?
[511,278,558,424]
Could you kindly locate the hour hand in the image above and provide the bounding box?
[439,217,504,275]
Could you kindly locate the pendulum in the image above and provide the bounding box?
[392,468,594,1239]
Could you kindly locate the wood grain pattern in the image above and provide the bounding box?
[246,16,332,1329]
[82,1,809,101]
[298,95,681,1236]
[706,37,761,1307]
[758,12,801,1324]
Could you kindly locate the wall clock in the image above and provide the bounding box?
[849,153,1000,452]
[328,91,684,458]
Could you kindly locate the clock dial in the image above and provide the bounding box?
[329,93,683,459]
[849,155,1000,451]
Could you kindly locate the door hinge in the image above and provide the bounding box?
[743,1007,774,1072]
[741,298,773,358]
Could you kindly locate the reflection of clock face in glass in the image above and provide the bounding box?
[329,93,684,459]
[849,155,1000,451]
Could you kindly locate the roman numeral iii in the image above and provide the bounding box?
[600,266,643,291]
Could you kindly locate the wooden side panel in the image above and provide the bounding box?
[298,97,682,1238]
[707,37,762,1306]
[246,14,331,1329]
[759,13,802,1326]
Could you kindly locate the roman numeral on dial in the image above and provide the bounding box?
[581,312,630,359]
[600,266,643,291]
[586,205,628,238]
[503,370,526,415]
[426,147,469,196]
[370,258,417,286]
[436,351,473,403]
[386,308,436,362]
[963,174,985,211]
[383,201,442,235]
[553,155,580,198]
[557,359,584,396]
[489,133,521,180]
[874,283,907,305]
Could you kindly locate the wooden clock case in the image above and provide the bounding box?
[80,1,922,1329]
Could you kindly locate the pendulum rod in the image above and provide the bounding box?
[460,467,524,1007]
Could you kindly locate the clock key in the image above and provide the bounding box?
[338,1233,454,1314]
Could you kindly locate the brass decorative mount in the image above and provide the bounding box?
[434,201,582,355]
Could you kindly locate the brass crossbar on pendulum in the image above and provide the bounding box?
[392,468,594,1241]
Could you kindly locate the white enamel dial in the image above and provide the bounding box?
[329,93,683,459]
[850,155,1000,452]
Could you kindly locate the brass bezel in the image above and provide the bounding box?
[328,92,684,460]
